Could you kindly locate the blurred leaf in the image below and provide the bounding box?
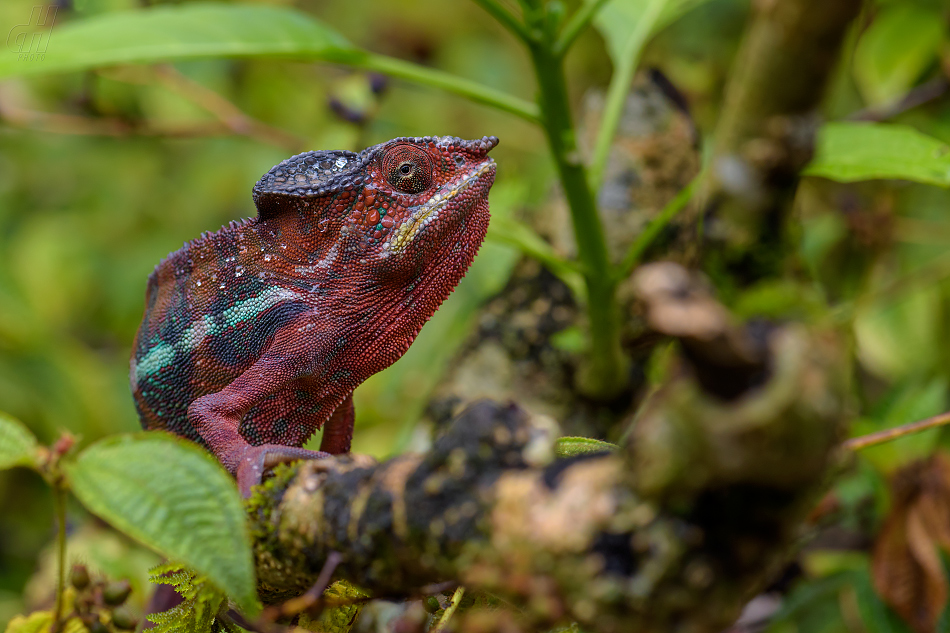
[64,434,258,615]
[0,4,357,79]
[0,3,538,120]
[0,412,38,471]
[4,609,87,633]
[765,571,853,633]
[872,454,950,633]
[486,215,583,298]
[555,436,618,458]
[852,6,943,106]
[592,0,713,63]
[806,122,950,187]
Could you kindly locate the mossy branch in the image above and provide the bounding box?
[246,267,849,632]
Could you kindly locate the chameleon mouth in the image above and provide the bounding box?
[384,159,495,254]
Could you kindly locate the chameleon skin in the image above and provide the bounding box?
[130,136,497,494]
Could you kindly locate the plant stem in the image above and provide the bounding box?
[588,0,668,190]
[527,41,627,398]
[470,0,533,43]
[355,53,541,124]
[52,485,67,633]
[430,587,465,633]
[554,0,612,57]
[616,173,699,280]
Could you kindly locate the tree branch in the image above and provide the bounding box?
[246,264,848,632]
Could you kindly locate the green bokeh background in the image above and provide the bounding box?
[6,0,950,631]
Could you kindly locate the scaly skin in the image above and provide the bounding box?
[130,136,497,495]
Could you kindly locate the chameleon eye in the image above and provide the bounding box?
[381,144,433,194]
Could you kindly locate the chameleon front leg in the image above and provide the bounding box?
[320,393,354,454]
[187,328,331,497]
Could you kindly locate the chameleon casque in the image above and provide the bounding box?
[131,135,497,495]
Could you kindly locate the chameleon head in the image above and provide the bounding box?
[352,136,496,270]
[252,135,496,294]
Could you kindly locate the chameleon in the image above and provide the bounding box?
[130,135,497,495]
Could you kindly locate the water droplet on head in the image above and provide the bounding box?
[335,157,347,168]
[318,218,330,233]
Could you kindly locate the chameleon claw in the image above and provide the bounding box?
[235,444,330,498]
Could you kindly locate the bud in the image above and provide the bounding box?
[102,580,132,606]
[69,564,90,590]
[110,607,138,631]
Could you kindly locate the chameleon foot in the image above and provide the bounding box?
[235,444,330,498]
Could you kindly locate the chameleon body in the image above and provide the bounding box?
[130,136,497,494]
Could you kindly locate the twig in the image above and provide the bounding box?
[51,485,67,633]
[148,65,307,152]
[355,53,541,123]
[429,587,465,633]
[844,411,950,451]
[616,172,701,280]
[554,0,612,57]
[261,551,344,621]
[470,0,533,43]
[847,77,949,122]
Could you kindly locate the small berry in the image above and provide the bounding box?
[69,564,90,590]
[110,607,138,631]
[102,580,132,606]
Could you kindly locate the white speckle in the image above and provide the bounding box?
[335,157,347,168]
[195,280,202,287]
[264,254,272,262]
[235,265,244,277]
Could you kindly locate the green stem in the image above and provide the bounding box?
[527,41,627,398]
[554,0,612,57]
[588,0,668,190]
[354,53,541,124]
[470,0,533,43]
[430,587,465,633]
[52,485,67,633]
[616,173,700,280]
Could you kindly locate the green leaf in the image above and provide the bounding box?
[806,122,950,187]
[65,434,258,615]
[555,436,618,458]
[592,0,712,63]
[0,3,539,121]
[852,6,944,106]
[0,3,357,79]
[0,412,38,471]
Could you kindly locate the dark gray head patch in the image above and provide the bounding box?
[252,149,365,219]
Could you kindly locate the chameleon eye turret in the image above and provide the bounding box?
[130,136,497,496]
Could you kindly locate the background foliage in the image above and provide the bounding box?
[6,0,950,631]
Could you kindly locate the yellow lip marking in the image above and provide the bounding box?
[387,161,493,254]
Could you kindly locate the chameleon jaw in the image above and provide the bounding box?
[383,160,495,255]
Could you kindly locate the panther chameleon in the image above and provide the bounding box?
[130,135,498,496]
